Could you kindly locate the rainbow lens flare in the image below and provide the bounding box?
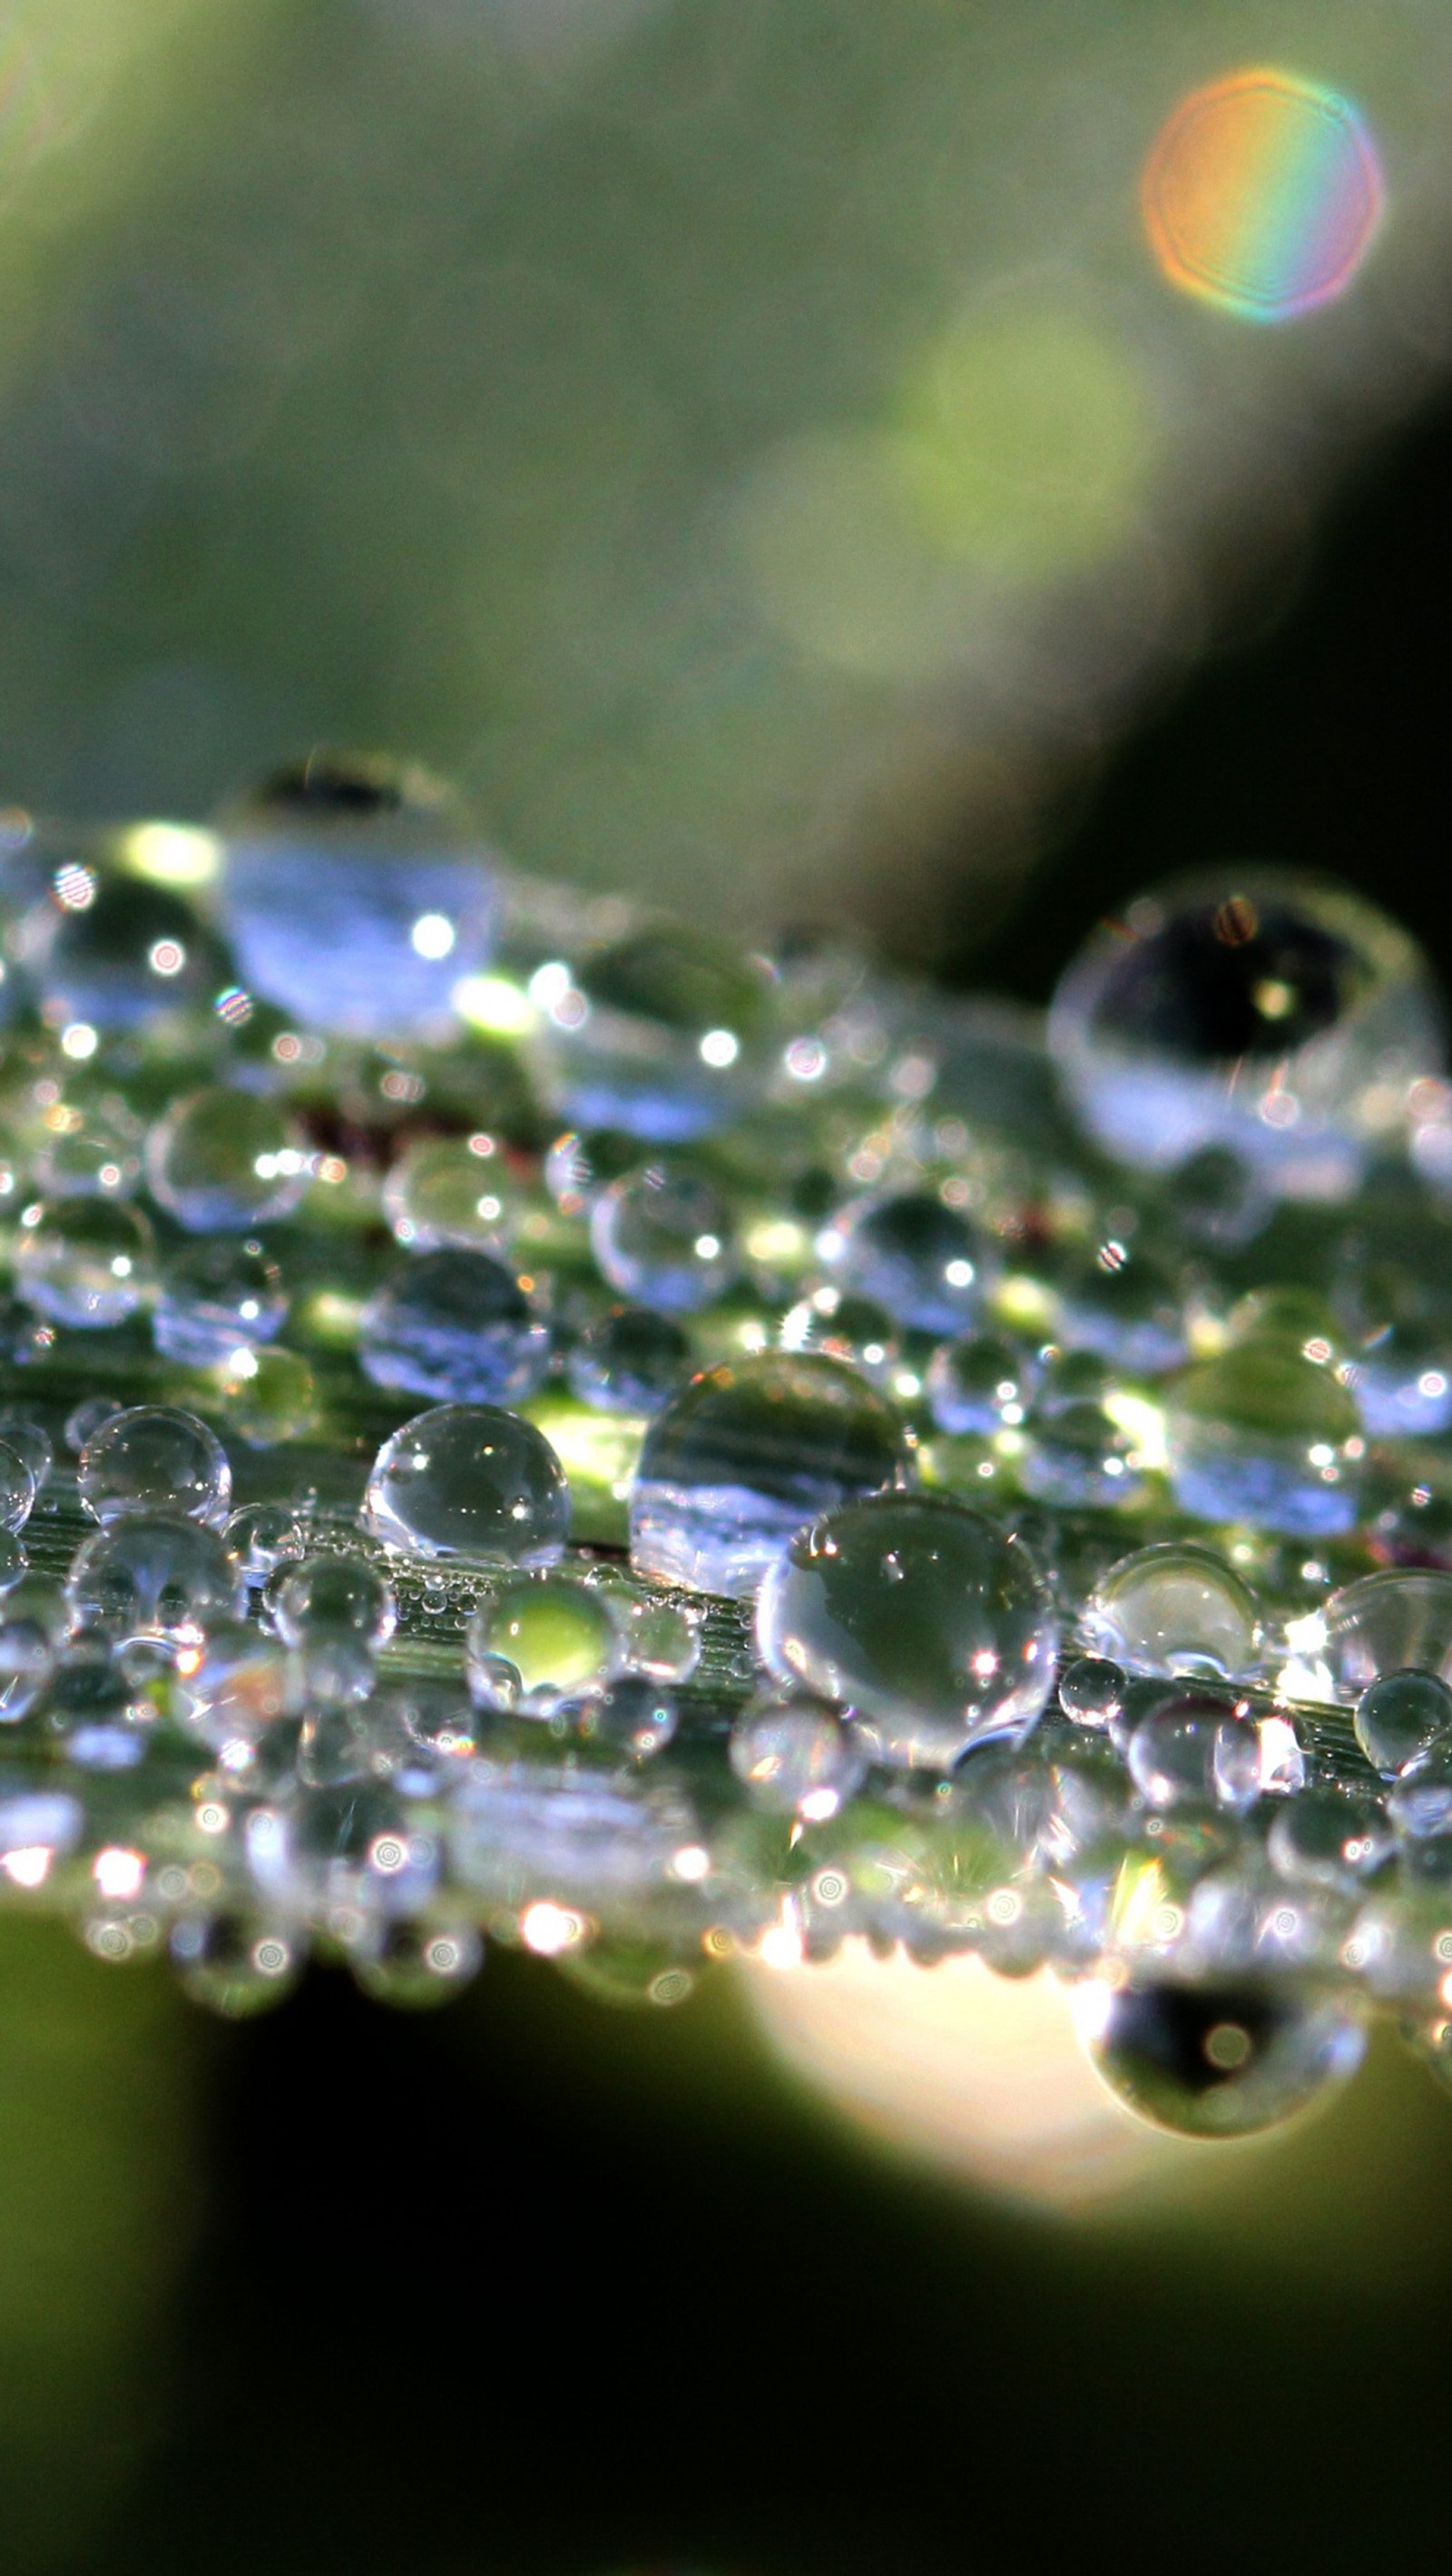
[1142,68,1384,322]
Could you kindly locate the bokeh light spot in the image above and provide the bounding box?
[1143,68,1384,322]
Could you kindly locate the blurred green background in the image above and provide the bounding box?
[4,2,1452,2566]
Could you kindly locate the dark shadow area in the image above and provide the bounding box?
[960,387,1452,1000]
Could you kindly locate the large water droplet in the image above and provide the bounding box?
[631,1352,908,1598]
[362,1403,570,1564]
[358,1249,551,1405]
[756,1491,1058,1769]
[1074,1975,1365,2135]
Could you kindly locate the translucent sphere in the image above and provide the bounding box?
[211,1344,319,1448]
[1074,1977,1366,2136]
[64,1395,122,1454]
[590,1164,736,1313]
[349,1919,484,2010]
[1126,1693,1256,1812]
[0,1411,52,1496]
[1080,1543,1262,1681]
[33,1095,144,1198]
[146,1087,309,1232]
[1058,1654,1126,1730]
[603,1588,701,1684]
[358,1249,551,1406]
[1054,1243,1187,1375]
[170,1916,303,2018]
[0,1440,35,1537]
[270,1554,397,1648]
[756,1492,1058,1770]
[1266,1787,1390,1889]
[381,1133,519,1252]
[535,924,773,1143]
[362,1403,570,1564]
[153,1236,287,1366]
[79,1406,231,1528]
[1355,1669,1452,1779]
[1324,1569,1452,1701]
[66,1513,243,1638]
[819,1191,992,1335]
[217,752,498,1039]
[543,1126,642,1214]
[1049,870,1442,1200]
[181,1619,291,1755]
[1022,1370,1145,1510]
[729,1696,868,1819]
[632,1351,908,1598]
[1164,1342,1363,1537]
[15,1196,154,1326]
[32,870,231,1029]
[466,1573,622,1711]
[926,1332,1035,1435]
[225,1500,304,1586]
[566,1304,692,1416]
[0,1605,54,1721]
[780,1287,901,1384]
[574,1676,678,1761]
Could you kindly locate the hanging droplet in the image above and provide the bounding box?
[730,1695,867,1819]
[1074,1974,1366,2136]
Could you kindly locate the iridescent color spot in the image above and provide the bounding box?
[1143,69,1383,322]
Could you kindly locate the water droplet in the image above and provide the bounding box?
[64,1394,122,1454]
[1165,1339,1363,1536]
[466,1572,622,1712]
[1355,1668,1452,1779]
[632,1351,908,1598]
[33,1094,144,1198]
[1325,1568,1452,1700]
[224,1501,304,1586]
[153,1236,287,1366]
[359,1249,551,1406]
[566,1304,692,1417]
[349,1917,483,2008]
[821,1190,992,1334]
[15,1196,154,1326]
[34,871,230,1029]
[362,1403,570,1564]
[218,752,497,1039]
[67,1514,243,1640]
[573,1675,679,1761]
[1057,1654,1126,1729]
[730,1695,867,1818]
[590,1163,737,1313]
[1074,1975,1366,2135]
[780,1286,901,1383]
[1267,1787,1390,1890]
[270,1554,397,1649]
[381,1134,520,1252]
[1050,870,1439,1199]
[146,1086,309,1231]
[211,1344,319,1448]
[536,926,771,1142]
[756,1492,1058,1770]
[1081,1542,1262,1680]
[170,1914,303,2016]
[926,1332,1036,1434]
[182,1618,291,1755]
[78,1405,231,1529]
[0,1440,36,1537]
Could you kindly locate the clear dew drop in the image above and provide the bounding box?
[590,1162,737,1313]
[153,1236,287,1366]
[15,1196,155,1327]
[359,1248,551,1406]
[756,1491,1058,1771]
[146,1087,310,1232]
[79,1405,231,1529]
[566,1303,692,1415]
[362,1403,570,1565]
[1074,1975,1366,2137]
[631,1350,908,1599]
[466,1572,622,1712]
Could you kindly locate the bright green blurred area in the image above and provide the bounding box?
[0,0,1449,951]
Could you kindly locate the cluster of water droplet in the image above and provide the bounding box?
[5,778,1452,2129]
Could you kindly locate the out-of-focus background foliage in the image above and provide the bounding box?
[6,2,1452,2569]
[3,0,1452,955]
